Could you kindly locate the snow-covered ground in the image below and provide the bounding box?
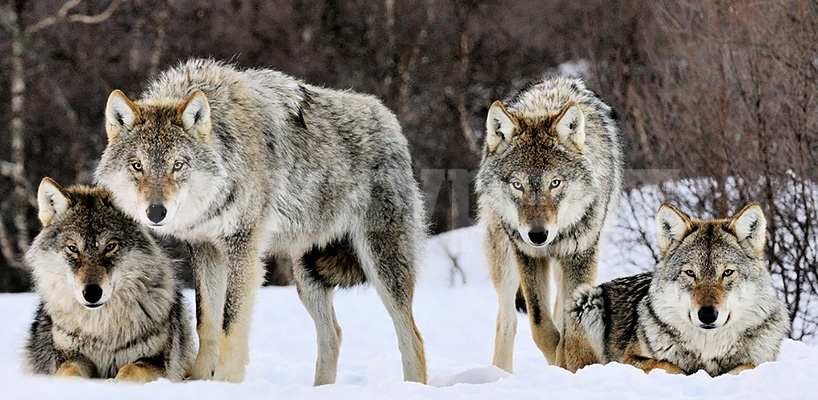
[0,226,815,399]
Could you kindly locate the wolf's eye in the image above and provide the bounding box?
[511,181,524,191]
[683,269,696,278]
[131,162,143,172]
[550,179,562,189]
[103,242,118,254]
[722,269,735,277]
[172,160,186,172]
[66,245,79,254]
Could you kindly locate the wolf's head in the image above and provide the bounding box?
[650,203,773,332]
[26,178,165,310]
[94,89,228,231]
[476,99,594,248]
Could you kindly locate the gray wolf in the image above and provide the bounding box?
[475,75,623,372]
[22,178,194,382]
[568,203,790,376]
[95,59,427,384]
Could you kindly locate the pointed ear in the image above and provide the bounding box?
[485,101,518,154]
[554,102,585,151]
[37,177,70,227]
[655,203,693,257]
[105,90,140,143]
[177,90,212,142]
[728,203,766,257]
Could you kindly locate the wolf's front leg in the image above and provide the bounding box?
[485,225,520,373]
[622,343,685,375]
[555,249,600,372]
[213,229,265,383]
[189,241,228,380]
[516,252,560,365]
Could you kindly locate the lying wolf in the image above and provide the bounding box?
[568,203,790,376]
[23,178,194,382]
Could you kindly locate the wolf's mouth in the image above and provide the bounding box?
[84,303,103,309]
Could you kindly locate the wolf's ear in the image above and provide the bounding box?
[178,90,212,142]
[554,102,585,152]
[655,203,693,257]
[485,101,518,154]
[728,203,766,257]
[105,90,140,144]
[37,177,70,227]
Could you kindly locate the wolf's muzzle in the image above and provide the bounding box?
[528,227,549,246]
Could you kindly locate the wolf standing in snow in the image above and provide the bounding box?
[95,59,427,384]
[568,203,790,376]
[23,178,194,382]
[476,76,622,372]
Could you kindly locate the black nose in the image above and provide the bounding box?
[147,204,167,224]
[83,284,103,304]
[698,306,718,324]
[528,227,549,245]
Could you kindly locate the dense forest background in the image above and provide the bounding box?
[1,1,817,338]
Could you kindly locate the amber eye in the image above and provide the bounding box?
[723,269,735,278]
[103,242,118,254]
[511,181,524,191]
[131,161,143,172]
[172,160,186,172]
[550,179,561,189]
[67,245,79,254]
[683,269,696,278]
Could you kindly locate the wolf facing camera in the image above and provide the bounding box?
[22,178,194,382]
[476,75,623,372]
[568,203,790,376]
[94,59,427,384]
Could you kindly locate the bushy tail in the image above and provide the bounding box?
[565,284,606,363]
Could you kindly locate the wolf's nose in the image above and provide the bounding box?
[147,204,167,224]
[698,306,718,324]
[528,227,549,246]
[83,284,103,304]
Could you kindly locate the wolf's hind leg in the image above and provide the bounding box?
[213,230,266,383]
[189,241,228,381]
[357,234,427,384]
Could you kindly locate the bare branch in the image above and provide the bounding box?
[0,218,24,269]
[25,0,125,36]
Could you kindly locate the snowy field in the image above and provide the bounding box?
[0,225,815,399]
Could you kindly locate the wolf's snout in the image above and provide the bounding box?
[147,204,168,224]
[527,227,549,246]
[83,284,103,304]
[698,306,718,326]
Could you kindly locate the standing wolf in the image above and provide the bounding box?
[476,76,622,372]
[95,59,427,384]
[568,203,790,376]
[23,178,194,382]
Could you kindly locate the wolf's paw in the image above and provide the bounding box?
[189,358,217,380]
[55,362,86,379]
[727,364,755,375]
[114,362,162,384]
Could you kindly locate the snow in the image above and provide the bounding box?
[0,225,815,399]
